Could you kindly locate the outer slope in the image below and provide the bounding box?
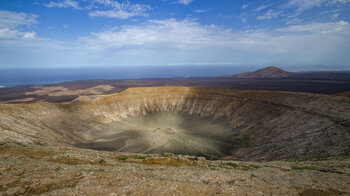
[1,143,350,196]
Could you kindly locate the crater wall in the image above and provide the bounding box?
[0,86,349,161]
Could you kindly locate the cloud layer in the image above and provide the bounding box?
[3,16,348,67]
[0,10,38,40]
[74,19,350,66]
[0,0,350,68]
[45,0,81,9]
[45,0,151,19]
[89,1,151,19]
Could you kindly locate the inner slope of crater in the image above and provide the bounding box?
[1,86,349,161]
[74,111,249,159]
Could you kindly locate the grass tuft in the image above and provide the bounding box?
[98,158,105,164]
[118,157,129,160]
[292,166,314,170]
[226,162,239,168]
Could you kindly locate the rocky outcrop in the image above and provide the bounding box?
[0,86,349,161]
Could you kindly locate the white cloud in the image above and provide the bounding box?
[89,1,151,19]
[194,9,208,13]
[178,0,194,6]
[255,4,272,11]
[89,9,143,19]
[0,10,38,28]
[328,0,350,4]
[286,18,303,24]
[90,0,121,8]
[45,0,81,9]
[277,21,350,34]
[242,4,250,9]
[80,19,231,50]
[23,32,37,39]
[286,0,350,16]
[286,0,324,12]
[219,15,233,20]
[330,13,340,19]
[257,10,281,20]
[44,0,151,19]
[240,12,248,23]
[0,10,39,40]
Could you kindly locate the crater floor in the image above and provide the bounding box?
[74,111,249,159]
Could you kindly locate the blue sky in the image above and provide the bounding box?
[0,0,349,69]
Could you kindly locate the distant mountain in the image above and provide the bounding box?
[221,66,294,78]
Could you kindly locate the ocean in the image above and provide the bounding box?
[0,65,258,87]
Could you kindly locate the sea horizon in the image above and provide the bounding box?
[1,65,349,87]
[0,65,257,87]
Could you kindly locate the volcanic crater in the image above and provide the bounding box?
[1,86,349,161]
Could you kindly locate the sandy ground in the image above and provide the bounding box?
[25,85,114,96]
[0,142,350,196]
